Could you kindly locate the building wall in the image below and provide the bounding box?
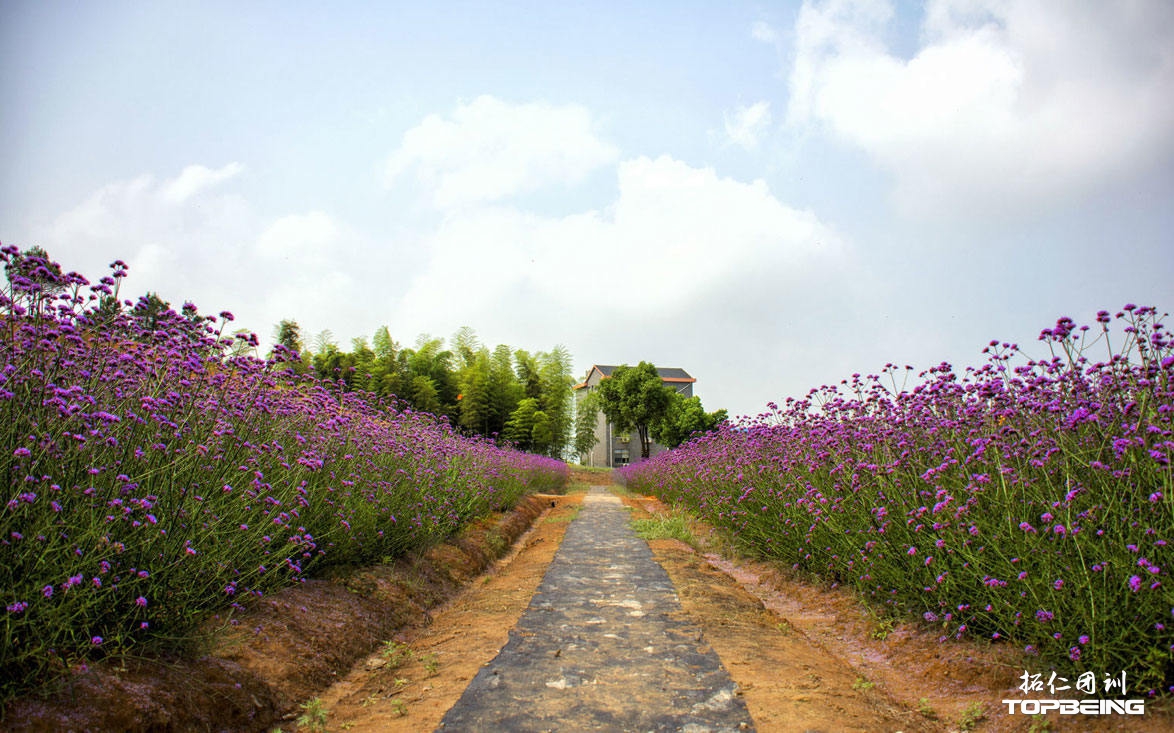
[576,369,695,467]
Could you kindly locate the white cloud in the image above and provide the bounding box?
[161,162,244,203]
[385,95,620,209]
[35,165,378,348]
[256,211,340,263]
[788,0,1174,217]
[751,20,779,44]
[386,152,861,418]
[724,101,773,150]
[393,154,844,345]
[44,165,255,289]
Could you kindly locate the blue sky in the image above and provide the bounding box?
[2,0,1172,418]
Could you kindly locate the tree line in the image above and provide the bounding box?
[272,320,575,458]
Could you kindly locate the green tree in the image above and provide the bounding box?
[228,328,256,358]
[488,344,523,438]
[271,319,311,373]
[536,346,574,458]
[132,292,171,335]
[458,350,493,435]
[274,319,301,351]
[349,337,376,392]
[410,374,443,415]
[574,390,601,459]
[652,394,727,448]
[514,349,543,399]
[372,326,397,361]
[593,362,674,459]
[4,246,65,316]
[408,336,458,419]
[504,397,549,452]
[451,325,481,370]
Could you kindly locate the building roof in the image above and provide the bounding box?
[574,364,695,390]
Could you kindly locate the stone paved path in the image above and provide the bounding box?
[437,486,755,732]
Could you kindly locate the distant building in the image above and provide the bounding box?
[573,364,695,467]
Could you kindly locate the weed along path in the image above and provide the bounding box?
[437,485,753,732]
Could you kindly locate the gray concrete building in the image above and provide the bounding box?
[574,364,695,467]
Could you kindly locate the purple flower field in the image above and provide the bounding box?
[619,306,1174,695]
[0,246,567,702]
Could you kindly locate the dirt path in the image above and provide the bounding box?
[437,486,752,731]
[313,490,585,731]
[316,485,933,732]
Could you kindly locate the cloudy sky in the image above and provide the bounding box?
[2,0,1172,418]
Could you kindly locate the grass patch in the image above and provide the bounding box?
[545,505,582,524]
[957,701,986,731]
[631,515,696,546]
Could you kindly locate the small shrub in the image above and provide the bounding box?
[958,701,986,730]
[296,697,328,732]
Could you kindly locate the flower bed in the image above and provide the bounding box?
[0,247,567,703]
[619,306,1173,694]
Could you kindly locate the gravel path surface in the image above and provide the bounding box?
[437,486,755,732]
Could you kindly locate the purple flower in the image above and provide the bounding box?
[1129,575,1143,592]
[135,596,147,607]
[91,636,102,645]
